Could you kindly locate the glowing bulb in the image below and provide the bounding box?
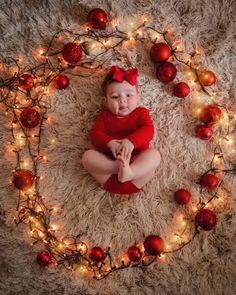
[57,242,66,251]
[196,108,201,114]
[15,135,26,149]
[22,160,29,168]
[141,16,148,24]
[38,49,44,56]
[165,244,171,251]
[26,188,34,195]
[225,137,233,145]
[139,244,145,252]
[38,231,45,238]
[35,206,42,212]
[51,224,58,231]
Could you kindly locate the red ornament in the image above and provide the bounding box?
[20,107,40,128]
[62,42,83,64]
[199,70,216,86]
[156,62,177,83]
[144,235,164,255]
[174,189,191,205]
[87,8,108,29]
[19,74,34,90]
[150,43,171,62]
[195,209,217,231]
[196,124,213,140]
[89,247,105,262]
[53,74,69,90]
[200,174,220,191]
[37,251,53,267]
[200,105,222,126]
[13,170,35,191]
[127,246,143,262]
[173,82,190,98]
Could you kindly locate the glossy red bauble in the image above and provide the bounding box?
[53,74,69,90]
[87,8,108,29]
[200,105,222,126]
[173,82,190,98]
[144,235,164,255]
[37,251,53,267]
[199,70,216,86]
[195,209,217,231]
[13,170,35,191]
[150,43,171,62]
[174,189,191,205]
[19,74,34,90]
[127,246,143,262]
[20,107,40,128]
[156,62,177,83]
[200,174,220,191]
[89,247,105,262]
[62,42,83,64]
[196,125,213,140]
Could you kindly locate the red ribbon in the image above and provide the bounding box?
[108,66,138,85]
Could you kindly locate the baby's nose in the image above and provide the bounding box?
[119,95,127,102]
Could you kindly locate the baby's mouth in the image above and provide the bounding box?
[119,106,128,110]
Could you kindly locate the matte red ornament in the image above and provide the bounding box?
[199,70,216,86]
[19,74,34,90]
[200,105,222,126]
[37,251,53,267]
[173,82,190,98]
[200,174,220,191]
[53,74,69,90]
[150,43,171,62]
[62,42,83,64]
[13,170,35,191]
[89,247,105,262]
[174,189,191,205]
[156,62,177,83]
[144,235,164,255]
[196,124,213,140]
[127,246,143,262]
[195,209,217,231]
[87,8,108,29]
[20,107,40,128]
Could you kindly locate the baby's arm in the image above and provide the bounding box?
[126,107,154,150]
[90,111,114,153]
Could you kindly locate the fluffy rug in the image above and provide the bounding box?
[0,0,236,294]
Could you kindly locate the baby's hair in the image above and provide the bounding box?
[102,67,138,96]
[101,71,116,95]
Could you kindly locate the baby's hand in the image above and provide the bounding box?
[107,139,122,159]
[119,138,134,160]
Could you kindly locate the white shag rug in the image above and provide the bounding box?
[0,0,236,294]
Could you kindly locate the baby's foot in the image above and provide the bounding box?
[117,154,134,183]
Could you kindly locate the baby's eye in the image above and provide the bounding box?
[126,94,133,97]
[112,96,118,99]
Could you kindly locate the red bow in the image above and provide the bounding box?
[108,66,138,85]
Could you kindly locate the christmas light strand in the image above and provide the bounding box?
[0,13,235,280]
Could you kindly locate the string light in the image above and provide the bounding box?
[0,14,234,280]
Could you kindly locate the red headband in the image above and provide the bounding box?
[108,66,138,85]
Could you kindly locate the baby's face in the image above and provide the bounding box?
[105,80,139,117]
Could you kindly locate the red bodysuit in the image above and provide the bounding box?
[90,107,154,194]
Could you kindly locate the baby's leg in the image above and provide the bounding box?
[82,149,119,184]
[118,149,161,188]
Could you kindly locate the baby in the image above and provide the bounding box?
[82,66,161,194]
